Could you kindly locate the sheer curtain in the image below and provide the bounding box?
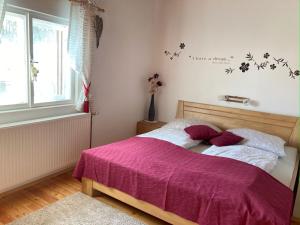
[68,2,94,113]
[0,0,6,33]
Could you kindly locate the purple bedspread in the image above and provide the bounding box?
[73,137,293,225]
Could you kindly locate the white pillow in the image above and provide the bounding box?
[163,118,222,132]
[228,128,286,157]
[138,127,200,149]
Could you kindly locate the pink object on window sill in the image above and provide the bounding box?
[83,100,89,113]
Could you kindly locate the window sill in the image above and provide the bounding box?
[0,112,90,129]
[0,104,80,125]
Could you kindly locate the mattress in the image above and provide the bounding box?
[190,144,298,189]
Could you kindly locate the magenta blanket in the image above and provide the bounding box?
[73,137,293,225]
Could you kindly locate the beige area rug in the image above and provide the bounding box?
[9,193,146,225]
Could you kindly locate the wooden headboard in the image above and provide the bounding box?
[176,100,300,149]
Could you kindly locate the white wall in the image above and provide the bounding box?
[7,0,70,18]
[154,0,299,122]
[90,0,299,146]
[91,0,160,146]
[152,0,300,218]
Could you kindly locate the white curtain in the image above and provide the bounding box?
[68,2,94,112]
[0,0,7,34]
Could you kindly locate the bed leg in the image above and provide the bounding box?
[82,178,97,197]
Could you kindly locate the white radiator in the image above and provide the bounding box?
[0,113,91,193]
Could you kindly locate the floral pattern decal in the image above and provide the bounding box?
[180,43,186,49]
[264,53,270,59]
[164,43,186,60]
[239,63,250,72]
[225,52,299,79]
[270,64,276,70]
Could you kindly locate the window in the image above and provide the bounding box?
[32,18,71,104]
[0,7,73,111]
[0,12,27,107]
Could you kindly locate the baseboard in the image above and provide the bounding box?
[0,165,76,199]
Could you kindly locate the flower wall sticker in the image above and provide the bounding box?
[270,64,276,70]
[264,53,270,59]
[245,53,269,70]
[239,63,250,72]
[164,43,186,60]
[180,43,186,49]
[225,52,300,79]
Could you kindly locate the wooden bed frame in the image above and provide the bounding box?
[82,100,300,225]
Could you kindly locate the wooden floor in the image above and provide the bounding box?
[0,172,299,225]
[0,172,167,225]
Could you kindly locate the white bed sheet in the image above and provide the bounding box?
[190,144,298,189]
[202,145,278,173]
[271,146,298,188]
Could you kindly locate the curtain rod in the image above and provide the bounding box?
[69,0,105,12]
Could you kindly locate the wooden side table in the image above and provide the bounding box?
[136,120,166,135]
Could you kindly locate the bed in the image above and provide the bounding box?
[74,100,300,225]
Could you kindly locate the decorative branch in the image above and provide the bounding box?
[225,52,299,79]
[225,68,235,74]
[164,43,186,60]
[164,50,171,56]
[273,57,300,79]
[246,53,269,70]
[170,51,182,60]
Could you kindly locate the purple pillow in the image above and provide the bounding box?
[184,125,220,141]
[210,131,243,147]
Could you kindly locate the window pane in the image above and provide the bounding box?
[0,12,28,106]
[32,19,71,104]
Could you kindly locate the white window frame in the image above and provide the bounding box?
[0,5,78,125]
[0,5,75,111]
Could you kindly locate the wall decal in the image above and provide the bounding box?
[225,52,300,79]
[162,43,298,79]
[164,43,186,60]
[245,53,270,70]
[189,55,234,65]
[272,57,300,79]
[264,53,270,59]
[239,62,250,73]
[270,64,276,70]
[225,68,235,74]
